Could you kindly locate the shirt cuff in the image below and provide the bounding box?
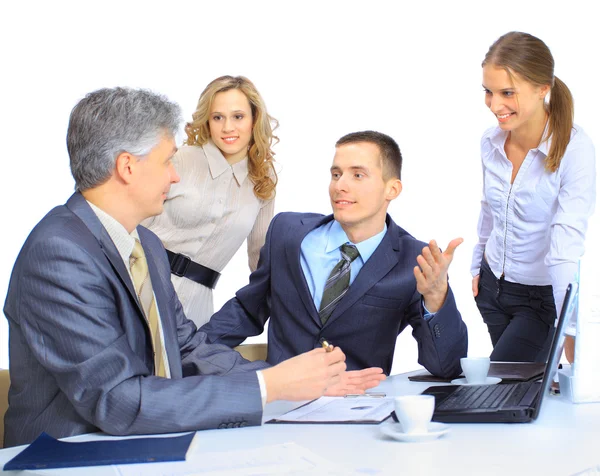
[422,299,436,321]
[256,370,267,409]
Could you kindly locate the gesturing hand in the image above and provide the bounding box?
[414,238,463,312]
[324,367,386,396]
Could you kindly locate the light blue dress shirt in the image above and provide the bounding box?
[300,220,434,319]
[300,220,386,311]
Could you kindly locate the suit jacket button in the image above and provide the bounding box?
[233,422,241,428]
[227,422,235,429]
[240,421,248,427]
[218,423,226,429]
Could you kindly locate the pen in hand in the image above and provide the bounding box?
[319,337,334,352]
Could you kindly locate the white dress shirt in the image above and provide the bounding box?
[471,124,596,316]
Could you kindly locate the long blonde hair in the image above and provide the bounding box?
[185,76,279,200]
[483,32,573,172]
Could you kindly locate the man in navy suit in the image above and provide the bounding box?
[201,131,468,377]
[3,88,383,447]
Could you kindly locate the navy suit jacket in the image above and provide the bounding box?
[201,212,468,377]
[3,193,268,447]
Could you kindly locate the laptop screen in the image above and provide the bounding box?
[531,282,577,419]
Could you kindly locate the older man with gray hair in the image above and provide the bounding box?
[3,87,384,447]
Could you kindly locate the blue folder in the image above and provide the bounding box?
[3,431,195,470]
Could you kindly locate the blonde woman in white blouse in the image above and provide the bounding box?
[471,32,596,362]
[144,76,278,327]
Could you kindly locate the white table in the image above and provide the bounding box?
[1,371,599,475]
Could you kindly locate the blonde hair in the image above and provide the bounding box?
[483,31,573,173]
[185,76,279,200]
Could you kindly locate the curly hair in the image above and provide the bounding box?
[184,76,279,200]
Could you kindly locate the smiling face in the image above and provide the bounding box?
[208,88,254,163]
[329,142,401,243]
[482,64,549,134]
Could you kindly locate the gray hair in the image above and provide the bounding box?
[67,87,182,191]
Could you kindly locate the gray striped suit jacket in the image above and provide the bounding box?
[3,192,267,447]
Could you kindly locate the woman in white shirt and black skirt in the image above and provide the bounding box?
[471,31,596,362]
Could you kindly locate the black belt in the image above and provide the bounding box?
[165,249,221,289]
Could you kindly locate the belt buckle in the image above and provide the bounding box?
[171,253,191,277]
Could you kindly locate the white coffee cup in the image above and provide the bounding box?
[460,357,491,384]
[394,394,435,434]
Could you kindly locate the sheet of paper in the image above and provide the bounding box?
[273,396,393,423]
[116,441,357,475]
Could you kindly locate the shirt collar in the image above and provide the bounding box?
[231,156,249,186]
[488,121,551,157]
[204,139,249,185]
[488,127,508,151]
[325,220,387,263]
[87,201,138,264]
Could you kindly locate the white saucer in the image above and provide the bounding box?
[450,377,502,386]
[380,422,450,442]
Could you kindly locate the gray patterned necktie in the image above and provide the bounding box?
[319,243,360,325]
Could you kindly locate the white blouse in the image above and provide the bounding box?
[471,125,596,316]
[143,140,275,327]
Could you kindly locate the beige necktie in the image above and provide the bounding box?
[129,239,167,378]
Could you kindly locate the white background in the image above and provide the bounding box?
[0,0,598,373]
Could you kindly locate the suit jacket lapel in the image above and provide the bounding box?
[284,214,333,326]
[323,217,400,328]
[66,193,146,328]
[67,193,180,377]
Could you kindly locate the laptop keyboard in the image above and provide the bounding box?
[503,382,533,407]
[438,382,534,411]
